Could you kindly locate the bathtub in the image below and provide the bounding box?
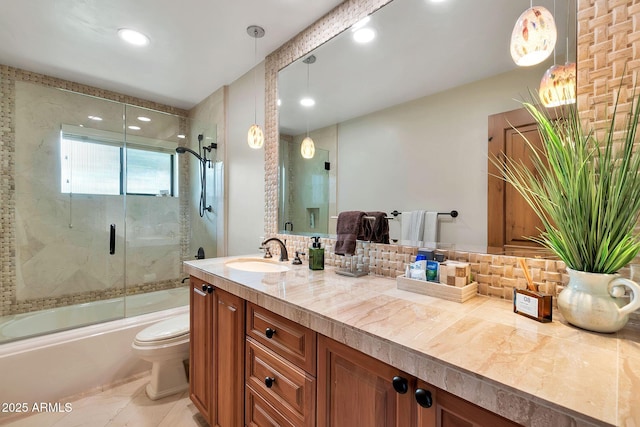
[0,287,189,420]
[0,287,189,342]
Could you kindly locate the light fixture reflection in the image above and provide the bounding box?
[353,28,375,44]
[301,55,317,159]
[300,97,315,107]
[539,62,576,107]
[137,116,151,122]
[128,125,141,130]
[301,136,315,159]
[510,6,557,66]
[117,28,150,46]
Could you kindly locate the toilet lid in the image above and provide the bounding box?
[135,313,190,342]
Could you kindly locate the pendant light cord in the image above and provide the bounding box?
[306,61,310,137]
[253,30,258,125]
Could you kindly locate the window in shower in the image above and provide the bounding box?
[60,126,175,196]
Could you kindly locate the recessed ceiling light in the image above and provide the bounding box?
[88,115,103,121]
[300,97,315,107]
[128,125,141,130]
[353,28,375,44]
[137,116,151,122]
[177,134,186,139]
[117,28,150,46]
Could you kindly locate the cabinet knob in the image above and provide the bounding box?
[415,388,433,408]
[207,285,213,294]
[264,376,275,388]
[265,327,276,339]
[392,376,409,394]
[202,284,207,292]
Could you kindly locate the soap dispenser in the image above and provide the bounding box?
[309,236,324,270]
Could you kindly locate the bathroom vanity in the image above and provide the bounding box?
[185,256,638,427]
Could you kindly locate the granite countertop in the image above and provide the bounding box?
[184,255,640,427]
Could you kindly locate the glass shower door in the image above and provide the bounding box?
[123,105,186,316]
[9,83,127,342]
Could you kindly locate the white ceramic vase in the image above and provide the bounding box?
[558,268,640,333]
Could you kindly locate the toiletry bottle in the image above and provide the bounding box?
[309,236,325,270]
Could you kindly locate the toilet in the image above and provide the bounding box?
[131,313,190,400]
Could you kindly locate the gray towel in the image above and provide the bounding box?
[335,211,366,255]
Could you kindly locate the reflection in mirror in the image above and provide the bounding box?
[277,0,575,253]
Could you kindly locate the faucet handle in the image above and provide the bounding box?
[260,246,273,258]
[292,251,305,265]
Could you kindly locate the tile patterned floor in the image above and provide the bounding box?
[0,376,208,427]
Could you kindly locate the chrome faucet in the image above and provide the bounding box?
[261,237,289,262]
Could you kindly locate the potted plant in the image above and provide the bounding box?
[496,90,640,333]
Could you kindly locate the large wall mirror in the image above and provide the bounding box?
[275,0,576,254]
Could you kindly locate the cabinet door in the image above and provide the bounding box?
[435,389,519,427]
[189,276,213,420]
[317,336,413,427]
[211,285,245,427]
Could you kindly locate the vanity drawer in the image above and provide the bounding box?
[246,338,315,427]
[246,385,298,427]
[246,302,316,374]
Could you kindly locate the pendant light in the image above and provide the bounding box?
[510,2,557,66]
[300,55,316,160]
[539,0,576,107]
[247,25,265,149]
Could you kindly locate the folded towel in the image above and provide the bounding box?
[402,210,425,245]
[366,211,389,244]
[422,211,438,248]
[335,211,367,255]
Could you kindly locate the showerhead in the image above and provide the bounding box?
[175,146,204,161]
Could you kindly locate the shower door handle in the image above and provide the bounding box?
[109,224,116,255]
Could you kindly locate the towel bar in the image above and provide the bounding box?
[390,210,458,218]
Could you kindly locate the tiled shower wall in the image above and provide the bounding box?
[0,65,190,316]
[265,0,640,308]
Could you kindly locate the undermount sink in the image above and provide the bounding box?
[225,258,290,273]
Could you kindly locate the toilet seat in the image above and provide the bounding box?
[134,313,189,343]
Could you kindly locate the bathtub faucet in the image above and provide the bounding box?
[260,237,289,262]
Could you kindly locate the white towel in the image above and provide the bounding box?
[402,210,425,246]
[422,211,438,249]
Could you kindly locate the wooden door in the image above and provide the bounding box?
[435,389,519,427]
[211,284,245,427]
[189,276,213,421]
[317,336,413,427]
[487,108,545,255]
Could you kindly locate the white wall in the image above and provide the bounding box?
[337,64,550,253]
[226,61,266,255]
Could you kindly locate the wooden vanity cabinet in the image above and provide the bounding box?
[433,386,520,427]
[245,302,317,427]
[317,335,436,427]
[189,276,245,427]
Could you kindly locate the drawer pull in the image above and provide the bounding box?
[193,287,207,297]
[265,327,276,339]
[415,388,433,408]
[392,376,408,394]
[264,376,275,388]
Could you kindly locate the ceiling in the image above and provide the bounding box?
[278,0,574,135]
[0,0,344,110]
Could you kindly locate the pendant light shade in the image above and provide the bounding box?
[301,136,315,159]
[247,124,264,149]
[539,62,576,107]
[247,25,265,149]
[510,6,557,66]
